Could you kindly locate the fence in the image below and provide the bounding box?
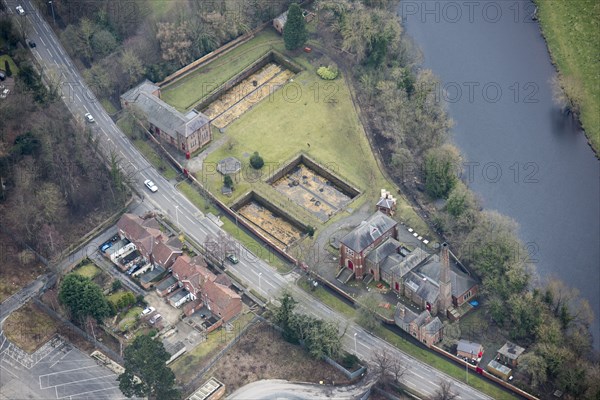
[324,355,366,380]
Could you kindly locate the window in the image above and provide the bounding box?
[463,290,472,301]
[346,247,354,257]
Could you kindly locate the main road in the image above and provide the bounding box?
[3,1,494,398]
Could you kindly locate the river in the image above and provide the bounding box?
[400,0,600,346]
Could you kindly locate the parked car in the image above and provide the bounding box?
[84,112,95,123]
[144,179,158,193]
[141,306,155,316]
[0,88,10,99]
[100,242,112,252]
[226,254,239,264]
[26,39,36,48]
[0,71,5,81]
[149,314,162,324]
[16,5,25,15]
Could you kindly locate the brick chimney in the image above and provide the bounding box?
[440,242,450,284]
[439,243,452,315]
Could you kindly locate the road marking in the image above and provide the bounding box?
[38,364,99,378]
[75,93,81,102]
[0,364,17,378]
[39,36,46,46]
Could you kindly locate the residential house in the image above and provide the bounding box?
[496,341,525,367]
[121,80,211,154]
[394,304,443,347]
[156,275,179,297]
[339,211,398,280]
[457,339,484,360]
[168,255,242,322]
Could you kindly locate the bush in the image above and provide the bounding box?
[223,174,233,188]
[317,66,339,80]
[340,353,360,369]
[112,280,123,292]
[250,152,264,169]
[305,225,315,237]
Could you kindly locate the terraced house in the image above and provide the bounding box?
[121,80,211,154]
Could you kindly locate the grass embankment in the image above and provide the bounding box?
[535,0,600,153]
[0,55,19,75]
[171,311,255,385]
[3,303,58,353]
[160,29,283,111]
[297,281,516,399]
[117,116,179,180]
[177,182,292,272]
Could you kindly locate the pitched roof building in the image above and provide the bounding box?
[394,304,443,347]
[121,80,211,154]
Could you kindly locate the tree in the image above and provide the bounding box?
[445,181,476,217]
[430,380,458,400]
[59,274,111,323]
[249,151,264,169]
[118,334,179,400]
[223,174,233,188]
[356,293,380,331]
[4,60,11,77]
[156,21,193,67]
[371,350,405,387]
[283,3,307,50]
[274,292,298,343]
[91,29,117,58]
[120,49,145,86]
[423,144,461,198]
[519,352,548,388]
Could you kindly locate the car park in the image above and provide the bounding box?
[85,112,95,123]
[226,254,239,264]
[16,5,25,15]
[141,306,155,316]
[149,314,162,324]
[144,179,158,193]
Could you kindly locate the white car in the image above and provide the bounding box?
[16,5,25,15]
[0,88,10,99]
[144,179,158,193]
[85,112,95,123]
[141,306,155,316]
[149,314,162,325]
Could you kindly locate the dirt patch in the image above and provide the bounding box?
[0,232,48,302]
[3,302,59,353]
[237,201,303,247]
[205,321,349,394]
[202,62,295,129]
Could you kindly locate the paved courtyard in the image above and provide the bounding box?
[0,333,138,400]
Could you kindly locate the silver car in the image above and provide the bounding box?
[144,179,158,193]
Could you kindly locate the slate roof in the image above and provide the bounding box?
[424,317,443,335]
[168,288,189,304]
[394,304,420,325]
[121,81,209,139]
[340,211,397,252]
[217,157,242,175]
[274,11,288,26]
[405,272,440,305]
[381,247,429,279]
[156,275,178,292]
[457,339,483,355]
[365,237,401,265]
[376,197,395,209]
[497,342,525,360]
[416,253,477,297]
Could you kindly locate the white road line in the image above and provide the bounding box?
[56,385,118,400]
[38,364,100,378]
[39,36,46,46]
[43,373,116,390]
[0,364,17,378]
[75,93,81,102]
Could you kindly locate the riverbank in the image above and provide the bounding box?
[535,0,600,155]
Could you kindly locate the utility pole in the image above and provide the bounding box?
[49,1,56,25]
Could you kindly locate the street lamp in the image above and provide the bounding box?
[49,1,56,25]
[175,205,180,231]
[354,333,357,354]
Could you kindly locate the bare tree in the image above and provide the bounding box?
[371,350,405,386]
[430,380,458,400]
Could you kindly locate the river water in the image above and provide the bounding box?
[400,0,600,345]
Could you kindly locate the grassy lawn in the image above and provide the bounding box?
[73,263,100,279]
[177,181,292,272]
[171,311,255,385]
[297,278,356,319]
[100,98,117,115]
[160,29,283,111]
[0,54,19,75]
[107,290,131,304]
[117,306,143,332]
[117,116,179,181]
[536,0,600,153]
[3,302,58,353]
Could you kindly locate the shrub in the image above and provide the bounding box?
[223,174,233,188]
[112,280,123,292]
[250,152,264,169]
[340,353,360,369]
[317,66,339,80]
[305,225,315,237]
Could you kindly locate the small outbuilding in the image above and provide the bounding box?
[273,11,288,34]
[497,341,526,367]
[487,359,513,381]
[457,339,483,360]
[217,157,241,175]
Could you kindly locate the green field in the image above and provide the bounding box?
[536,0,600,153]
[160,29,283,111]
[73,263,100,279]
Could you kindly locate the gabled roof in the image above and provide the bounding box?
[417,253,478,297]
[204,280,241,317]
[274,11,288,25]
[156,275,178,292]
[152,241,182,266]
[457,339,482,355]
[121,81,209,139]
[424,317,443,335]
[405,272,440,304]
[365,237,401,265]
[117,214,154,243]
[340,211,397,252]
[395,304,419,325]
[382,247,430,279]
[376,197,395,209]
